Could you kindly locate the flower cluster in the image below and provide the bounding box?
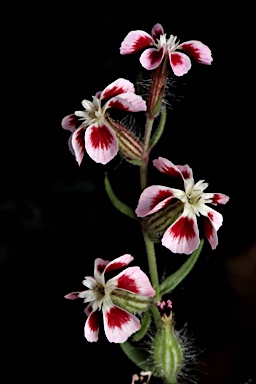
[62,22,229,384]
[62,78,146,165]
[120,23,213,75]
[65,254,155,343]
[136,157,229,254]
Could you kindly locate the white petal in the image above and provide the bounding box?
[120,30,153,55]
[101,78,135,100]
[84,308,99,342]
[169,51,191,76]
[85,124,118,164]
[162,212,200,254]
[102,302,140,343]
[107,266,155,296]
[135,185,179,217]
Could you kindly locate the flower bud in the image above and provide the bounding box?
[111,289,154,314]
[141,199,184,242]
[151,301,184,384]
[105,115,143,165]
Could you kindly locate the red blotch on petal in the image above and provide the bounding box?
[107,98,130,111]
[133,35,152,51]
[102,86,120,100]
[87,311,99,332]
[171,54,183,66]
[106,261,127,273]
[204,217,214,239]
[116,274,139,293]
[211,194,222,204]
[90,126,114,150]
[149,48,163,65]
[151,189,174,209]
[97,264,106,273]
[106,306,130,328]
[171,215,196,240]
[179,43,201,61]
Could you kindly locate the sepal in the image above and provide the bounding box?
[105,115,144,165]
[111,290,154,314]
[141,199,184,242]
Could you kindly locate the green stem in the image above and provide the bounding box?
[140,116,154,191]
[143,232,160,299]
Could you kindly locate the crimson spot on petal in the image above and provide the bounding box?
[211,194,221,204]
[97,264,106,273]
[204,217,214,239]
[87,311,99,332]
[151,189,173,209]
[180,43,201,61]
[106,306,130,328]
[117,274,139,293]
[106,261,127,273]
[90,126,114,150]
[171,54,183,66]
[171,216,196,240]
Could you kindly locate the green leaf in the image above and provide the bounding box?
[151,94,164,118]
[149,106,167,151]
[160,239,204,296]
[132,311,152,342]
[119,341,152,371]
[104,173,138,220]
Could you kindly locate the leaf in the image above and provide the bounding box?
[149,106,166,151]
[104,173,138,220]
[159,239,204,296]
[119,341,152,371]
[132,311,152,342]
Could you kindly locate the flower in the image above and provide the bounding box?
[135,157,229,255]
[61,78,147,165]
[120,23,212,76]
[64,254,155,343]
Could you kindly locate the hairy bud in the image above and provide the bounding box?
[111,289,154,314]
[141,199,184,242]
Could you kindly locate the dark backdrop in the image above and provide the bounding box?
[1,3,255,383]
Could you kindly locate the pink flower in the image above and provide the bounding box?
[120,23,213,76]
[135,157,229,255]
[64,254,155,343]
[61,78,147,165]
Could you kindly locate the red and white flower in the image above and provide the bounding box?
[61,78,147,165]
[135,157,229,255]
[65,254,155,343]
[120,23,212,76]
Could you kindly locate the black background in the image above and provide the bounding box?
[0,3,255,383]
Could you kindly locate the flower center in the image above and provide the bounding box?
[155,34,180,53]
[187,188,202,205]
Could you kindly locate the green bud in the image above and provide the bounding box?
[105,115,143,165]
[151,313,184,384]
[111,289,154,314]
[141,199,184,242]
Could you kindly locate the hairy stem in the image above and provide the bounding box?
[140,116,154,191]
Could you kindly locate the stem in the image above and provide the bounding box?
[142,232,161,326]
[143,232,160,300]
[140,116,154,190]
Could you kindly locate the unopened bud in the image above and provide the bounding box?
[151,301,184,384]
[111,289,154,314]
[105,115,143,165]
[141,199,184,242]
